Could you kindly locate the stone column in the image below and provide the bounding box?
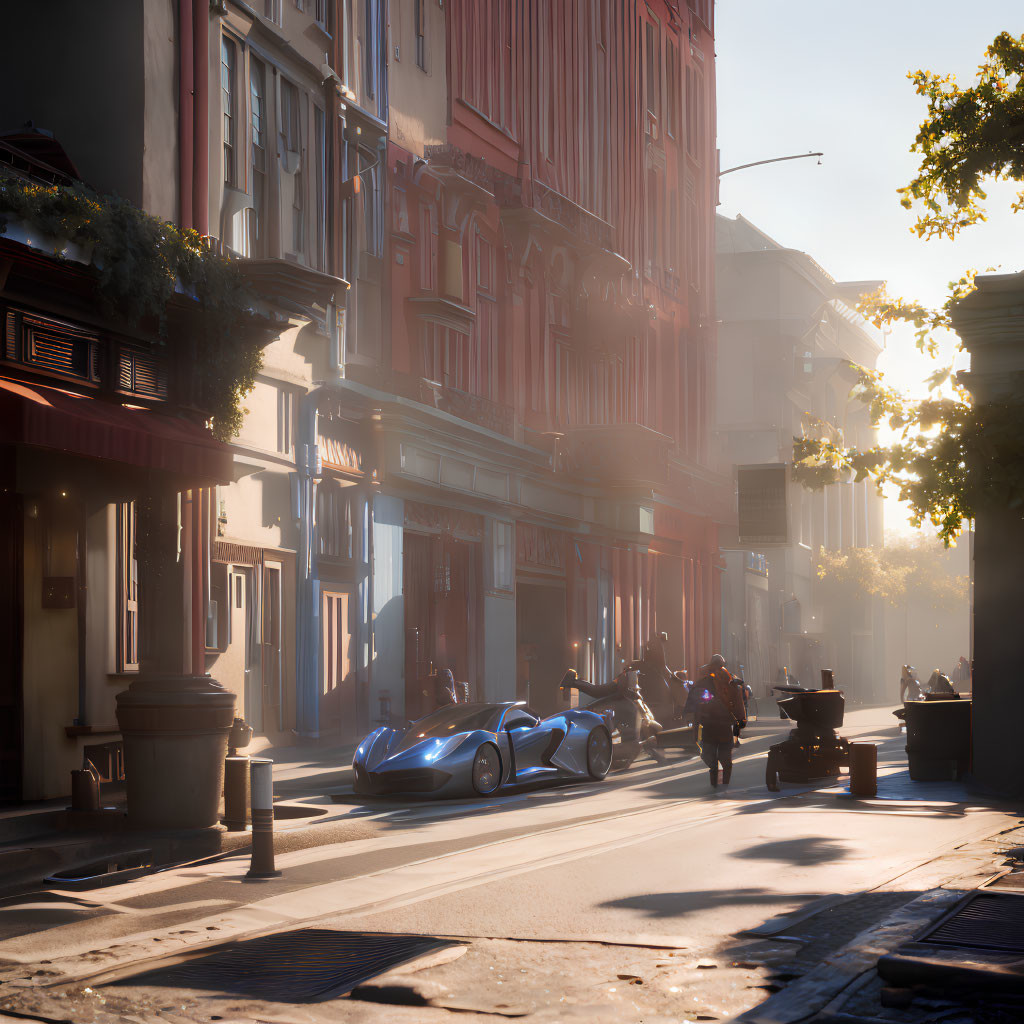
[951,271,1024,795]
[116,485,235,829]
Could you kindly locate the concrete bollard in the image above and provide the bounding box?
[223,755,250,831]
[849,742,878,798]
[246,758,281,879]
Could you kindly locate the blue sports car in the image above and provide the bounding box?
[352,701,613,798]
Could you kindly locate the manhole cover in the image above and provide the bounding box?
[921,891,1024,954]
[109,929,455,1002]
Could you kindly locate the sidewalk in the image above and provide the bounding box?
[726,767,1024,1024]
[0,738,358,897]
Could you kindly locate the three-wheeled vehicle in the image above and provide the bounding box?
[765,683,851,791]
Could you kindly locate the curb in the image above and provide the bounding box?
[728,887,964,1024]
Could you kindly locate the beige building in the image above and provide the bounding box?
[716,213,887,701]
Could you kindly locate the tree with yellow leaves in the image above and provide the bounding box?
[793,33,1024,546]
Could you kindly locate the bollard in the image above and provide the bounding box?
[246,758,281,879]
[223,755,250,831]
[849,741,878,798]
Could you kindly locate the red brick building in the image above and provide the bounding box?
[363,0,729,718]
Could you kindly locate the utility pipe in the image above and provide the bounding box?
[178,0,194,230]
[75,500,88,726]
[192,0,210,236]
[191,488,205,675]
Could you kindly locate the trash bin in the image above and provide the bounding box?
[899,697,971,781]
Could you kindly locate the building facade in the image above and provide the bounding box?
[362,0,727,721]
[0,0,724,802]
[716,213,887,701]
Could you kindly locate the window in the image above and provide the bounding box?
[315,0,332,32]
[474,232,498,400]
[363,0,379,99]
[646,169,659,277]
[280,78,301,154]
[221,38,237,185]
[277,387,294,454]
[317,485,355,559]
[249,59,268,257]
[414,0,426,70]
[419,203,438,290]
[116,501,138,673]
[280,79,303,255]
[264,0,282,26]
[666,41,680,139]
[314,106,327,269]
[361,153,383,257]
[686,62,705,161]
[422,322,468,390]
[645,12,661,135]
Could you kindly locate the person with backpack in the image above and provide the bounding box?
[694,655,743,787]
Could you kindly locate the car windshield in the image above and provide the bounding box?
[400,704,506,746]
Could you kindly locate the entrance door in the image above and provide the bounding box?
[515,582,567,716]
[321,590,353,740]
[229,566,263,733]
[0,494,23,804]
[262,562,283,731]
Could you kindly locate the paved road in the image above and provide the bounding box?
[0,706,1012,1024]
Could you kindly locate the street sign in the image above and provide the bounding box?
[737,464,788,545]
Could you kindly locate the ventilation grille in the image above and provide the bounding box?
[119,348,168,398]
[922,891,1024,954]
[6,310,100,382]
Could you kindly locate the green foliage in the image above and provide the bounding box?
[0,173,262,438]
[816,535,969,612]
[900,31,1024,240]
[793,32,1024,547]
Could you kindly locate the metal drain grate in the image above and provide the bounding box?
[109,929,455,1003]
[921,891,1024,954]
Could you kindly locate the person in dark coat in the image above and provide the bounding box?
[695,684,740,787]
[694,655,743,786]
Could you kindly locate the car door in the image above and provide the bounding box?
[505,708,562,781]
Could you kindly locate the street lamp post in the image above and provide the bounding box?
[719,151,823,178]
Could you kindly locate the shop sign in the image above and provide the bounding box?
[737,464,788,545]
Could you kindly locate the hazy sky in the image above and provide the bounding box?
[715,2,1023,531]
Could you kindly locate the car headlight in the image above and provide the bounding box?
[423,735,463,763]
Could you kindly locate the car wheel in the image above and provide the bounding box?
[766,748,782,792]
[471,742,502,795]
[586,726,613,780]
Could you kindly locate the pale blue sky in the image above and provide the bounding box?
[715,1,1023,530]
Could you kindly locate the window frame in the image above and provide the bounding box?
[221,36,237,186]
[116,501,139,673]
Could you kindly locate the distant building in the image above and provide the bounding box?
[716,213,886,700]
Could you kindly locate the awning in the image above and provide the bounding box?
[0,377,233,482]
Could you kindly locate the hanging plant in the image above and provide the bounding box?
[0,172,262,439]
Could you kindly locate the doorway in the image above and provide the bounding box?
[403,532,479,718]
[262,561,283,731]
[515,582,567,716]
[320,589,355,741]
[230,566,263,734]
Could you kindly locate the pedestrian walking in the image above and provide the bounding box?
[952,656,970,687]
[899,665,922,703]
[695,684,739,788]
[694,655,742,787]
